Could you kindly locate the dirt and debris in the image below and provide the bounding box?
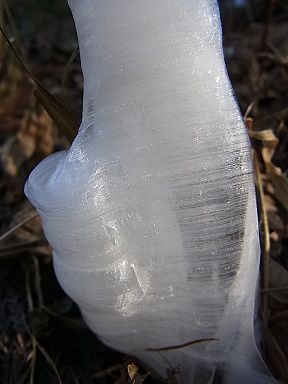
[0,1,288,383]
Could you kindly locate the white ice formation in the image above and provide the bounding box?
[25,1,277,382]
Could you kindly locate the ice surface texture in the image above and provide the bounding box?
[25,1,277,382]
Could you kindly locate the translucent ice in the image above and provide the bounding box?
[25,1,277,382]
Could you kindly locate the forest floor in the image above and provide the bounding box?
[0,1,288,383]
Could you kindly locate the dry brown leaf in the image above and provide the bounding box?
[261,148,282,174]
[127,363,150,384]
[260,145,288,215]
[249,129,279,148]
[127,363,138,384]
[0,106,54,176]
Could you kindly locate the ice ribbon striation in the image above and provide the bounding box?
[25,1,277,382]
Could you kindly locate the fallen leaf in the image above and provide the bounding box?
[127,363,138,384]
[249,129,279,148]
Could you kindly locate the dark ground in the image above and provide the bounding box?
[0,0,288,383]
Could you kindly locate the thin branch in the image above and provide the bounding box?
[147,337,217,352]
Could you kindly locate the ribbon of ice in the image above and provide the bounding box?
[25,1,278,383]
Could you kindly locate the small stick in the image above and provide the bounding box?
[147,337,217,352]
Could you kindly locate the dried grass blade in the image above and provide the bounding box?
[0,211,38,242]
[34,86,78,142]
